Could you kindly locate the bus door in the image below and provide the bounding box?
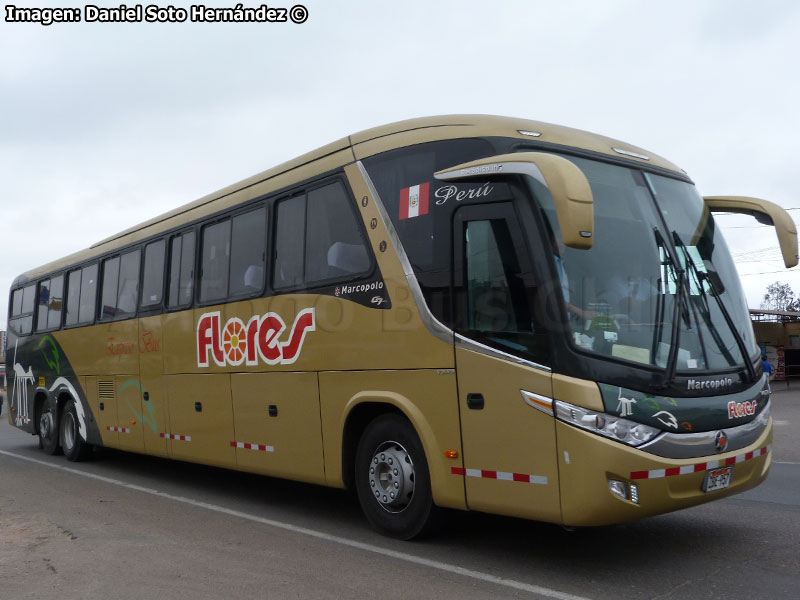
[138,316,168,457]
[453,202,561,522]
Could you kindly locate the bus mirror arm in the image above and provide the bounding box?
[704,196,798,268]
[435,152,594,250]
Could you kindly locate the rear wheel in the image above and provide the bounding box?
[37,402,61,455]
[60,399,91,462]
[354,414,437,539]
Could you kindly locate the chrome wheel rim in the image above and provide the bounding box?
[367,441,415,513]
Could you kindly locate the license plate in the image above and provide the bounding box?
[703,466,733,492]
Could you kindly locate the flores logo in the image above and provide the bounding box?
[197,309,315,368]
[687,377,734,391]
[728,399,757,419]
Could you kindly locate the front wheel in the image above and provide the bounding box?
[60,399,91,462]
[354,414,437,539]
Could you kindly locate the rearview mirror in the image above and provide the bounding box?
[704,196,798,268]
[435,152,594,249]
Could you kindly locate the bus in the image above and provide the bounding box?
[6,115,795,539]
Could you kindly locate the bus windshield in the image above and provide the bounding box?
[537,155,758,372]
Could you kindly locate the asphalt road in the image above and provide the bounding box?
[1,387,799,600]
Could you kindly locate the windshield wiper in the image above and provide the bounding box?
[653,227,686,388]
[672,231,756,382]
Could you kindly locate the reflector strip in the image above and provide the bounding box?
[451,466,548,485]
[230,441,274,452]
[160,433,192,442]
[106,426,130,434]
[630,445,770,480]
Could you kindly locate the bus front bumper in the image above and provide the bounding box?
[555,417,773,527]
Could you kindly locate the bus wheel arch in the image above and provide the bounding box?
[351,409,438,539]
[342,402,404,492]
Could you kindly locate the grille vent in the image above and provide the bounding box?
[98,381,115,400]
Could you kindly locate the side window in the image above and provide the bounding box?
[199,220,231,303]
[36,279,51,332]
[454,203,549,365]
[11,288,23,316]
[306,182,369,283]
[47,275,64,329]
[9,284,35,334]
[78,264,98,324]
[117,251,140,316]
[101,257,121,319]
[101,250,140,320]
[273,196,305,289]
[464,220,526,330]
[140,239,166,308]
[273,181,370,290]
[229,207,267,296]
[21,284,35,318]
[168,231,196,308]
[65,269,81,326]
[35,276,63,331]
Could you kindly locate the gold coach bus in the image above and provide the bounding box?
[7,115,795,538]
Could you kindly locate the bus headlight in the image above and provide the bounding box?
[555,401,662,447]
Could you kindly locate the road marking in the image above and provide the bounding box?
[773,420,790,426]
[775,461,800,465]
[0,449,589,600]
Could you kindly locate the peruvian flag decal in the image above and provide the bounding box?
[399,183,430,220]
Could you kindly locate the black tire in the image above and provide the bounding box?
[60,399,91,462]
[354,414,437,540]
[37,402,62,455]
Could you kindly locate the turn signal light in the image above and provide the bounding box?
[444,450,459,459]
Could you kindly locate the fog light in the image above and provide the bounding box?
[609,479,628,500]
[608,479,639,504]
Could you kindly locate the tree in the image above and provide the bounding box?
[761,281,800,311]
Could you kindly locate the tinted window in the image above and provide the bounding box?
[229,207,266,296]
[65,270,81,326]
[455,205,549,365]
[101,257,121,319]
[78,264,98,324]
[179,232,196,305]
[21,284,35,315]
[200,220,231,303]
[47,275,64,329]
[273,196,305,289]
[141,240,166,308]
[117,250,140,316]
[11,289,22,316]
[168,232,196,308]
[36,279,51,331]
[306,183,369,283]
[10,284,35,334]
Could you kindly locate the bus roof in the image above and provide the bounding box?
[14,115,684,285]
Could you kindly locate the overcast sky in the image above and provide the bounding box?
[2,0,799,330]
